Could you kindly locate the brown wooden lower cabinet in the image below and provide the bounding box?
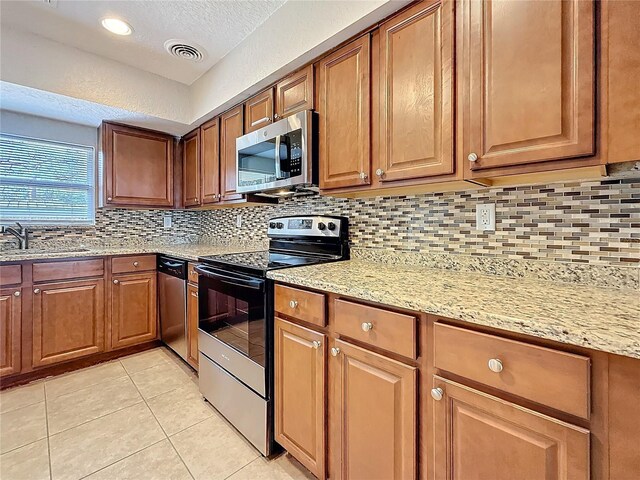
[331,339,417,480]
[0,288,22,377]
[32,278,105,367]
[432,376,590,480]
[186,283,199,370]
[274,317,326,479]
[111,272,157,350]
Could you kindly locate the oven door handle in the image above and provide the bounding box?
[194,265,264,290]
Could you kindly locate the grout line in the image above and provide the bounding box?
[48,399,146,437]
[43,385,53,480]
[0,435,49,457]
[166,436,196,480]
[223,456,261,480]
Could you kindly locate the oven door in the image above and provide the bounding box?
[195,264,267,396]
[236,110,310,194]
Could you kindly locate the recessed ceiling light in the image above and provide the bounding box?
[101,18,132,36]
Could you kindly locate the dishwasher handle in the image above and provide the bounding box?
[195,265,264,291]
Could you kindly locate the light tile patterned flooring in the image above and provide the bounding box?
[0,348,314,480]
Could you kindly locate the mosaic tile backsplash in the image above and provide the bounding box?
[1,179,638,267]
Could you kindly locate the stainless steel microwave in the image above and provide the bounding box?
[235,110,316,195]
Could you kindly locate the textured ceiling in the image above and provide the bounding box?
[0,0,286,85]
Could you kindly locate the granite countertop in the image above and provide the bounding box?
[267,259,640,359]
[0,243,265,263]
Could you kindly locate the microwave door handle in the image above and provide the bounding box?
[194,265,264,290]
[274,134,282,179]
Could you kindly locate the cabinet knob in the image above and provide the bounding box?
[107,196,113,201]
[33,288,40,294]
[375,168,384,177]
[133,261,139,267]
[361,322,373,332]
[13,291,20,297]
[191,292,198,298]
[289,300,298,309]
[488,358,503,373]
[274,113,280,120]
[312,340,321,349]
[113,279,119,284]
[331,347,341,357]
[468,153,478,162]
[431,387,444,401]
[217,193,221,198]
[194,197,198,202]
[359,172,368,181]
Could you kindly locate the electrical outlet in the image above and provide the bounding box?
[236,214,242,228]
[476,203,496,231]
[163,215,172,228]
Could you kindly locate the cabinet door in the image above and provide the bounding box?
[103,122,174,207]
[186,283,199,370]
[332,339,416,480]
[244,88,274,133]
[32,279,105,367]
[111,273,157,350]
[379,0,454,182]
[0,289,21,377]
[220,106,244,201]
[432,376,590,480]
[318,35,371,190]
[276,65,314,119]
[275,317,326,479]
[460,0,594,175]
[182,128,201,208]
[201,117,221,204]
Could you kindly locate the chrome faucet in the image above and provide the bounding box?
[1,222,29,250]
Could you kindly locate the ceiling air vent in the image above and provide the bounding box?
[164,40,206,63]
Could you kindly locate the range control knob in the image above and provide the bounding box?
[327,222,336,231]
[276,222,284,229]
[317,222,326,231]
[269,222,277,229]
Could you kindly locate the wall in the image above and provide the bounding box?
[201,179,640,267]
[0,110,97,147]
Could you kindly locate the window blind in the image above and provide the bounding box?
[0,133,95,224]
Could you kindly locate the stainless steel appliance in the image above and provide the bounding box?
[195,215,349,456]
[235,110,317,195]
[157,256,188,361]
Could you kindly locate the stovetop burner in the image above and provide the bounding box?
[198,250,338,275]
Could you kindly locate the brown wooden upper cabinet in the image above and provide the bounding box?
[182,128,201,208]
[432,376,589,480]
[220,106,244,202]
[318,35,371,190]
[245,88,275,133]
[276,65,315,119]
[459,0,595,177]
[0,288,22,377]
[32,278,105,367]
[102,122,175,207]
[201,117,221,204]
[378,0,454,182]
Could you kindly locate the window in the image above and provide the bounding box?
[0,133,95,225]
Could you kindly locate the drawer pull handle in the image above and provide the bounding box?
[361,322,373,332]
[133,261,139,267]
[289,300,298,309]
[331,347,340,357]
[431,387,444,401]
[113,279,119,284]
[13,291,20,297]
[312,340,321,349]
[488,358,503,373]
[33,288,41,294]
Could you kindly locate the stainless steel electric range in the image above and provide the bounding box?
[194,215,349,456]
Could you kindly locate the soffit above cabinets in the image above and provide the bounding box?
[0,0,286,85]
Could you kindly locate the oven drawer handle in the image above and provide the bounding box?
[194,265,264,290]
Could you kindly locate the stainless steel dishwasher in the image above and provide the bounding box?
[157,256,188,361]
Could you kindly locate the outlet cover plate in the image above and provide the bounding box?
[476,203,496,231]
[236,214,242,228]
[163,215,172,228]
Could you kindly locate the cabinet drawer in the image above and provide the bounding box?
[334,299,417,359]
[188,262,198,284]
[0,265,22,286]
[111,255,156,274]
[33,259,104,282]
[434,323,590,419]
[275,284,326,327]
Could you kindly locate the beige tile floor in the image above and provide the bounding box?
[0,347,314,480]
